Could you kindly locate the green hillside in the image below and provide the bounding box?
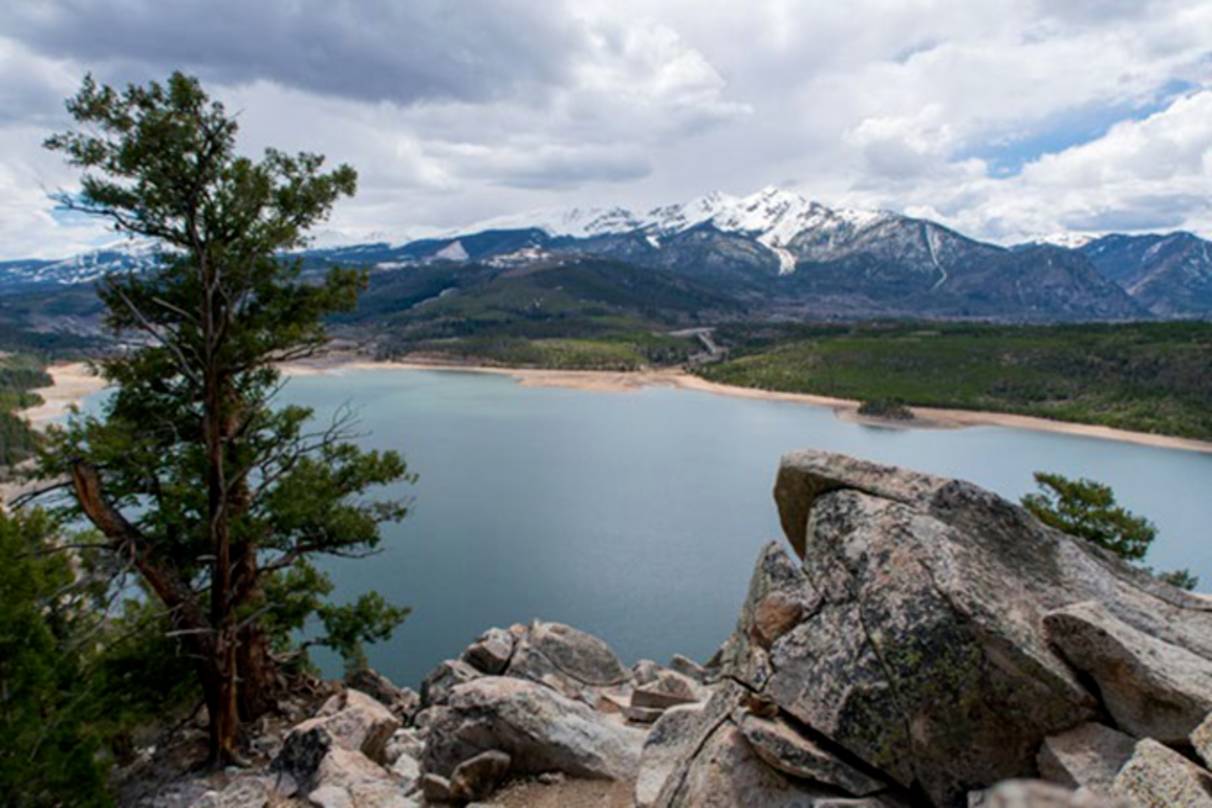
[699,321,1212,440]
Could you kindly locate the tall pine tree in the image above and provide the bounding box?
[38,72,411,765]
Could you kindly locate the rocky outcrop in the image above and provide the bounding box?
[307,747,416,808]
[1111,738,1212,807]
[971,779,1128,807]
[1194,713,1212,769]
[738,713,887,796]
[420,659,482,707]
[461,627,515,675]
[505,620,633,707]
[448,750,512,802]
[421,676,645,780]
[1043,600,1212,743]
[661,450,1212,807]
[347,668,421,724]
[119,450,1212,807]
[1035,722,1136,795]
[635,704,705,808]
[272,689,398,784]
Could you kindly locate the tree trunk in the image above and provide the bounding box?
[237,622,278,720]
[201,643,241,766]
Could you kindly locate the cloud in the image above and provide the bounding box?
[880,89,1212,241]
[1,0,1210,257]
[5,0,583,106]
[431,141,652,190]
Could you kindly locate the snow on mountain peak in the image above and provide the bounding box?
[431,186,894,275]
[445,186,889,246]
[1028,232,1098,249]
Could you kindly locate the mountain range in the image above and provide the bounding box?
[3,187,1211,323]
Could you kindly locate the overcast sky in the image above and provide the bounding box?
[2,0,1211,258]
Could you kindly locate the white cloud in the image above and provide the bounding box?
[0,0,1210,257]
[881,89,1212,242]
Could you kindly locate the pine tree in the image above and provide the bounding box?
[0,509,110,807]
[38,72,412,765]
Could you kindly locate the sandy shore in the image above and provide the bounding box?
[280,354,1212,455]
[22,361,108,425]
[21,355,1212,455]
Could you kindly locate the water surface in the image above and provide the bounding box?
[248,368,1211,686]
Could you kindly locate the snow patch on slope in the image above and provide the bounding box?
[1028,232,1098,249]
[434,240,469,261]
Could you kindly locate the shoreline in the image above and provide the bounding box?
[282,354,1212,455]
[23,356,1212,455]
[23,361,108,425]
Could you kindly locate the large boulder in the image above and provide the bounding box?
[307,747,416,808]
[655,721,844,808]
[346,668,421,724]
[738,713,887,796]
[631,668,708,711]
[1194,713,1212,769]
[654,717,907,808]
[715,450,1212,808]
[971,780,1127,807]
[462,627,516,675]
[273,688,400,785]
[420,659,482,707]
[504,620,632,705]
[1043,600,1212,744]
[449,750,512,802]
[1111,738,1212,807]
[649,679,909,807]
[422,676,646,781]
[1035,722,1135,795]
[635,703,705,808]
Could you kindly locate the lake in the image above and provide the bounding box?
[245,367,1209,687]
[80,367,1212,686]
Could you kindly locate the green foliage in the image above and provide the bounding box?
[0,354,52,466]
[37,71,412,761]
[0,509,110,808]
[1157,568,1200,591]
[1022,472,1156,561]
[258,560,412,674]
[856,397,913,420]
[318,593,412,676]
[404,333,696,371]
[76,599,199,756]
[1021,471,1197,590]
[700,321,1212,440]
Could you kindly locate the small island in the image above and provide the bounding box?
[856,396,915,421]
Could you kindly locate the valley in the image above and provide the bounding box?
[4,186,1212,448]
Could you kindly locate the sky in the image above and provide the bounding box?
[1,0,1211,259]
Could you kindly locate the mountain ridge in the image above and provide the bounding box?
[2,186,1210,321]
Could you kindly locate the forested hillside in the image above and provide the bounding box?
[700,321,1212,440]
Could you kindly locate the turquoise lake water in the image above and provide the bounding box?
[78,367,1212,686]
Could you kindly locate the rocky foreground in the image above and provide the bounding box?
[122,450,1212,807]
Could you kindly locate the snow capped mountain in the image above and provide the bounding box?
[1024,232,1099,250]
[1,186,1206,320]
[0,238,164,289]
[445,186,896,274]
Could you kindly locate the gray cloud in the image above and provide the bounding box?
[7,0,583,106]
[2,0,1211,258]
